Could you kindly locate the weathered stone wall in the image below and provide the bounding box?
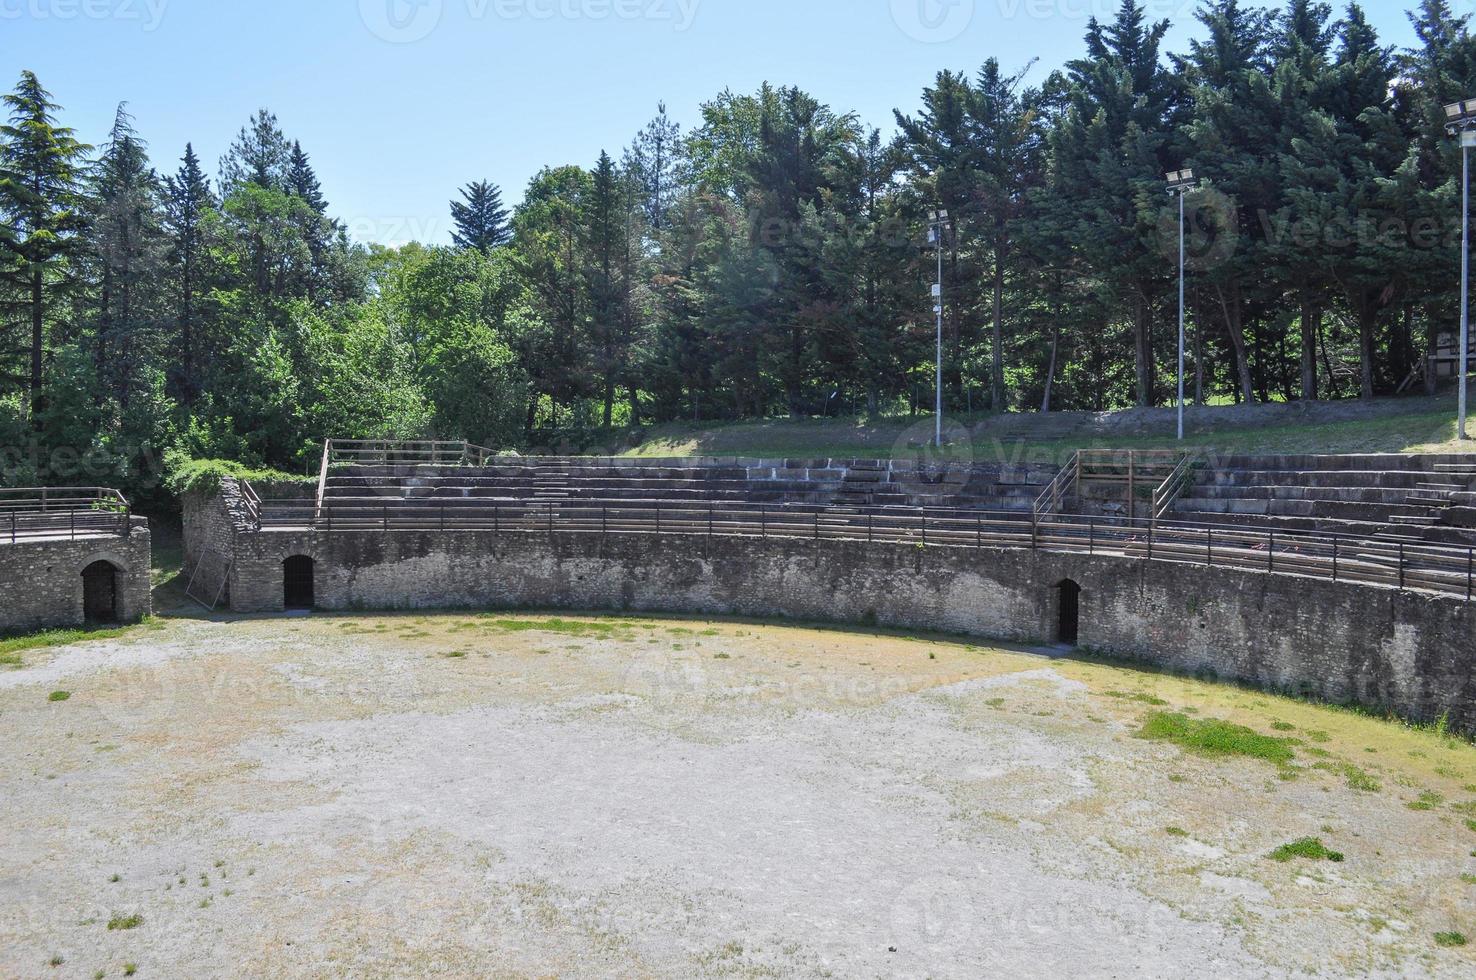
[0,522,152,634]
[224,526,1476,730]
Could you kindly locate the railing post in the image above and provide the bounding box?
[440,503,446,532]
[10,510,15,544]
[1468,547,1473,602]
[1267,531,1274,573]
[921,511,927,547]
[655,502,660,536]
[976,515,982,549]
[1147,521,1154,560]
[549,502,556,535]
[70,508,75,540]
[1089,519,1095,556]
[1332,537,1339,583]
[494,503,500,534]
[1399,541,1406,590]
[815,510,820,542]
[709,503,714,539]
[603,506,608,536]
[869,512,875,544]
[383,506,389,531]
[1031,514,1038,550]
[1206,528,1212,566]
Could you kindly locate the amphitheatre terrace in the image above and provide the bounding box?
[167,438,1476,729]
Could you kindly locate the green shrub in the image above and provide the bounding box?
[164,457,311,497]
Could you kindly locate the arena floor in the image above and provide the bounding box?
[2,614,1474,978]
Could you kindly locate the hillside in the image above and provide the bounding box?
[616,396,1473,462]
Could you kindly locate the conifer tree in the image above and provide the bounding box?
[163,143,215,402]
[450,180,511,253]
[219,108,290,193]
[0,71,90,422]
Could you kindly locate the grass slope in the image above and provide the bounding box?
[617,397,1471,461]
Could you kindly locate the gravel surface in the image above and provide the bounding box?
[2,614,1474,978]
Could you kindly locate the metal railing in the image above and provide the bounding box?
[249,496,1476,603]
[323,439,498,468]
[0,487,132,543]
[1033,451,1081,523]
[1153,454,1200,523]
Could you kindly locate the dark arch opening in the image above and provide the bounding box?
[1056,580,1081,647]
[82,561,120,624]
[283,555,316,610]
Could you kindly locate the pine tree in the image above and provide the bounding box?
[0,71,90,422]
[450,180,511,253]
[219,108,290,193]
[624,102,685,230]
[90,104,168,409]
[163,143,215,402]
[286,141,328,214]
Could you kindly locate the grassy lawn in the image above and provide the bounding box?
[618,400,1472,462]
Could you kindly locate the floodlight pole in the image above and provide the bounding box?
[937,222,944,448]
[929,210,949,448]
[1462,132,1472,440]
[1166,171,1197,442]
[1178,188,1187,442]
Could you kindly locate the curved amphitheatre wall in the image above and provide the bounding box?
[191,470,1476,731]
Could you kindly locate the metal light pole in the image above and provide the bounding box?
[1166,170,1198,442]
[929,209,950,447]
[1445,101,1475,440]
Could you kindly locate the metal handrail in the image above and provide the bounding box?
[247,495,1476,602]
[1152,454,1198,523]
[0,487,131,543]
[1033,451,1081,523]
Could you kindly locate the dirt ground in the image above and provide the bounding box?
[2,614,1475,979]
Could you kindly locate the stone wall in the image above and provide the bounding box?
[223,526,1476,730]
[0,522,152,634]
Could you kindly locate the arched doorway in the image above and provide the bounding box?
[82,561,120,624]
[1056,580,1081,647]
[283,556,315,610]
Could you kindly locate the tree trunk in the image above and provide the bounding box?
[1300,301,1319,401]
[1424,306,1440,397]
[1216,285,1255,405]
[627,385,640,427]
[29,266,44,426]
[1134,296,1154,407]
[1357,303,1376,400]
[1041,322,1060,415]
[991,242,1005,411]
[603,380,615,429]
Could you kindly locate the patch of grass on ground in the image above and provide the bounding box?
[1435,931,1469,948]
[1270,838,1345,863]
[478,617,628,639]
[106,913,143,930]
[1104,690,1169,707]
[1138,712,1296,765]
[1408,791,1445,811]
[0,622,151,668]
[1164,826,1189,837]
[47,691,70,703]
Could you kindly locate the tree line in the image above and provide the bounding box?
[3,0,1476,494]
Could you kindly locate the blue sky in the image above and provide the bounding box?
[2,0,1443,246]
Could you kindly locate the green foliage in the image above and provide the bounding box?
[1435,931,1468,948]
[163,455,310,497]
[1138,712,1297,765]
[1269,838,1345,863]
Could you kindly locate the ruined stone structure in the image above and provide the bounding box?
[179,447,1476,730]
[0,489,151,634]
